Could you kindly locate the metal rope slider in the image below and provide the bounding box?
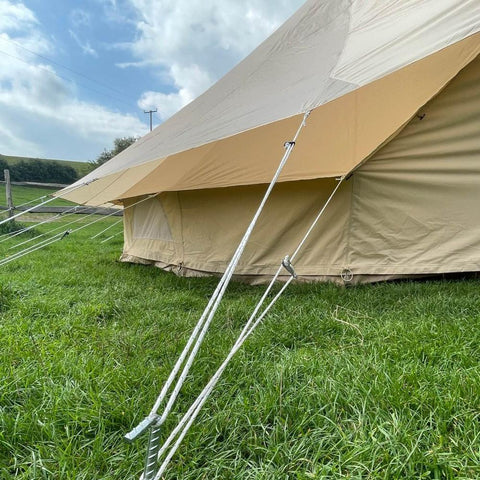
[281,255,297,278]
[125,415,160,443]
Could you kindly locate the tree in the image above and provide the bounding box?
[8,159,78,183]
[91,136,138,168]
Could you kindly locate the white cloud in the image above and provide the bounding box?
[69,29,98,57]
[0,1,147,160]
[0,123,40,158]
[97,0,134,26]
[0,31,53,57]
[0,0,37,31]
[138,63,212,120]
[70,9,91,28]
[0,0,305,161]
[69,9,98,57]
[114,0,304,120]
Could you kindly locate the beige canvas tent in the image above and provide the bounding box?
[62,0,480,284]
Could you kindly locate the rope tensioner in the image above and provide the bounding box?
[281,255,297,278]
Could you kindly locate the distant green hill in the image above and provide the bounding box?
[1,154,93,178]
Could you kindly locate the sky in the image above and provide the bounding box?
[0,0,304,162]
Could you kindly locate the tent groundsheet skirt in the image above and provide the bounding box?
[119,253,461,285]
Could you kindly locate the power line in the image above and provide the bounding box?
[0,38,171,129]
[0,36,131,100]
[0,48,140,113]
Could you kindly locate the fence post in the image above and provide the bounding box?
[4,169,13,218]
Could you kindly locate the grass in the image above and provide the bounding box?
[1,154,93,178]
[0,213,479,479]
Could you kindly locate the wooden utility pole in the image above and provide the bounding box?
[4,169,13,217]
[144,109,157,132]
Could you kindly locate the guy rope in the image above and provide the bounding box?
[0,194,153,267]
[0,178,97,227]
[124,111,348,479]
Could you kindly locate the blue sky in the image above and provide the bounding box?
[0,0,303,162]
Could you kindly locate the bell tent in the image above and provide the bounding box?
[62,0,480,284]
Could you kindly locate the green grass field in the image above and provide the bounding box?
[0,209,479,478]
[2,154,93,178]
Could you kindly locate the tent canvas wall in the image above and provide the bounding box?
[61,0,480,284]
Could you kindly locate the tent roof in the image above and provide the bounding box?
[64,0,480,205]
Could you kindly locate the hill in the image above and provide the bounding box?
[0,154,93,178]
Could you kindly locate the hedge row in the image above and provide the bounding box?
[0,157,78,184]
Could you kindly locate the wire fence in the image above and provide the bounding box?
[0,179,122,216]
[0,205,122,216]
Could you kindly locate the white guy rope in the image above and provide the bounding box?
[157,114,308,414]
[0,225,29,241]
[0,235,68,267]
[151,265,288,470]
[100,230,123,244]
[0,206,79,244]
[9,193,49,210]
[150,174,347,478]
[0,196,59,225]
[131,112,311,480]
[6,198,122,253]
[0,179,96,227]
[153,277,295,480]
[290,177,345,261]
[0,230,70,267]
[8,210,100,251]
[0,195,153,267]
[147,113,310,421]
[91,218,123,239]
